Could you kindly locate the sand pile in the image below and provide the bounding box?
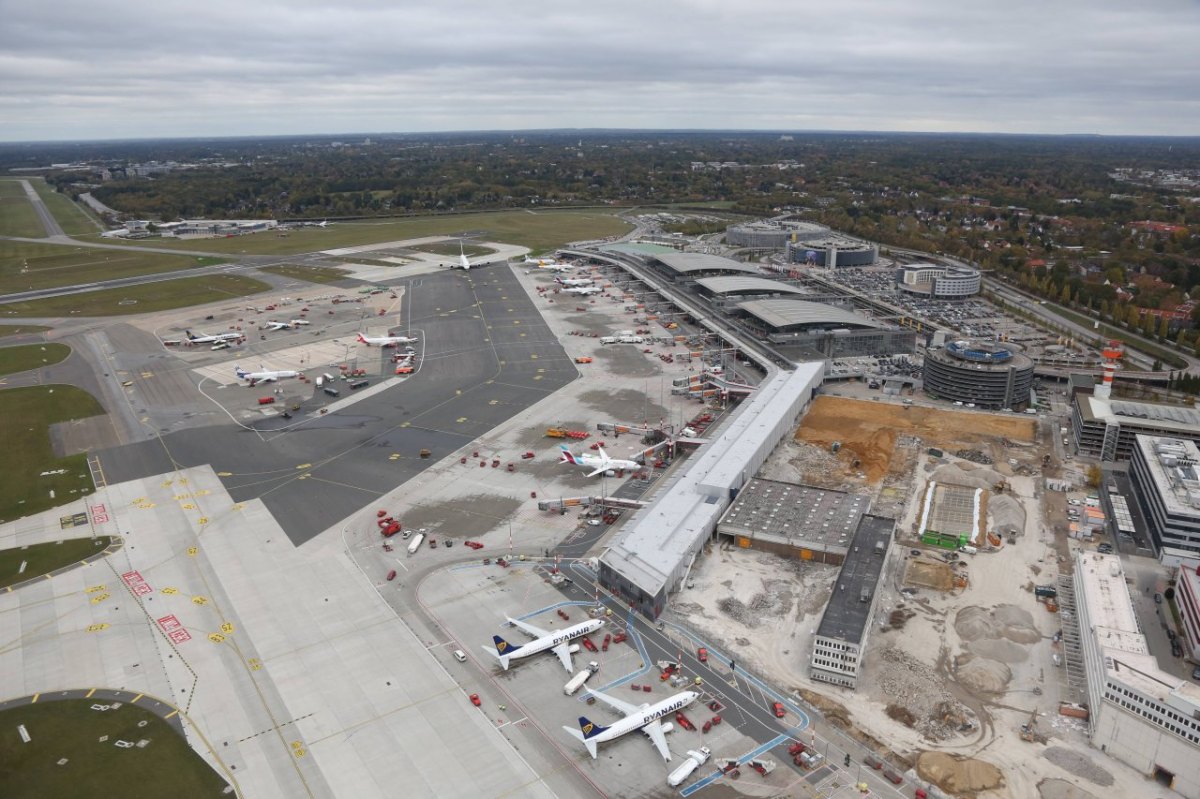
[989,494,1026,538]
[932,463,1003,490]
[955,605,1041,645]
[955,654,1013,693]
[1041,747,1115,787]
[916,751,1005,794]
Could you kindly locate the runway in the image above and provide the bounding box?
[98,265,577,545]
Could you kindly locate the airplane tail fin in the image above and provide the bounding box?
[185,330,196,340]
[234,365,247,377]
[356,333,367,344]
[492,634,521,658]
[559,445,578,465]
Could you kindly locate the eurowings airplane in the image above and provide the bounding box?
[235,364,299,384]
[561,285,601,295]
[555,277,594,288]
[482,616,604,672]
[563,688,700,761]
[185,329,243,344]
[356,332,419,347]
[559,444,641,477]
[262,320,293,331]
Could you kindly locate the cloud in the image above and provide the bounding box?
[1,0,1198,140]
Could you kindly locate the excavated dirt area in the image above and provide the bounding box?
[795,396,1035,483]
[915,751,1005,795]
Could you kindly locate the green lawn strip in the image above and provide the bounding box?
[0,324,49,338]
[258,264,352,284]
[0,385,104,522]
[0,182,45,238]
[0,699,230,798]
[0,239,216,295]
[0,343,70,377]
[29,179,101,236]
[0,274,271,318]
[100,209,633,256]
[0,536,112,589]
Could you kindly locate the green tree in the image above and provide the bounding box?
[1159,316,1172,339]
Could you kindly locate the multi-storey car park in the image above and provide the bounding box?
[1128,435,1200,564]
[724,218,830,249]
[1071,550,1200,797]
[784,235,878,267]
[922,339,1035,410]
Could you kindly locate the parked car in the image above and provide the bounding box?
[1155,593,1164,605]
[697,647,708,663]
[469,693,481,707]
[772,702,786,719]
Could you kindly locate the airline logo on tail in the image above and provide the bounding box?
[579,717,608,739]
[356,333,368,344]
[559,445,579,465]
[493,635,518,654]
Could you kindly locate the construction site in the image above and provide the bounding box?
[668,393,1159,799]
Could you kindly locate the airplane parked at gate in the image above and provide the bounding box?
[522,255,559,266]
[555,277,594,288]
[559,444,642,477]
[560,285,602,295]
[482,616,604,672]
[563,688,700,761]
[356,332,419,347]
[184,330,244,345]
[235,364,299,385]
[261,319,311,331]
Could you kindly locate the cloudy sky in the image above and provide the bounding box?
[2,0,1198,141]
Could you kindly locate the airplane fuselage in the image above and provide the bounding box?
[501,618,603,664]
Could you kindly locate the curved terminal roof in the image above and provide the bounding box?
[737,299,883,331]
[695,276,809,296]
[651,252,759,275]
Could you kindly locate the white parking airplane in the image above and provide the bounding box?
[559,444,641,477]
[262,319,313,331]
[356,332,419,347]
[523,255,559,266]
[235,364,299,384]
[555,277,594,288]
[449,240,482,270]
[561,285,602,295]
[184,329,243,345]
[482,616,605,672]
[564,688,700,761]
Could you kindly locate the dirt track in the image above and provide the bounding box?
[795,397,1036,482]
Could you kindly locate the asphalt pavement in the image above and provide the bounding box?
[97,265,577,544]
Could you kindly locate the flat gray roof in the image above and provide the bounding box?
[719,479,868,547]
[695,276,810,296]
[651,252,759,275]
[737,299,884,331]
[815,515,894,645]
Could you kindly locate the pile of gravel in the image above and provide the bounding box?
[1041,747,1114,787]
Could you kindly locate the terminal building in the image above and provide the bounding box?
[1072,551,1200,797]
[725,219,830,249]
[734,299,916,359]
[1176,560,1200,663]
[645,252,760,282]
[1128,436,1200,565]
[922,340,1035,410]
[598,363,825,619]
[895,263,982,298]
[716,479,871,563]
[693,276,835,308]
[784,236,878,268]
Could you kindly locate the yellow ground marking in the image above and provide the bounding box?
[295,463,312,470]
[220,622,234,634]
[31,694,39,702]
[217,471,233,477]
[161,587,178,595]
[208,633,225,644]
[164,709,178,719]
[131,694,143,703]
[192,595,208,605]
[232,503,244,511]
[248,658,262,671]
[197,517,209,525]
[85,584,106,594]
[456,417,467,423]
[181,503,195,510]
[90,593,110,604]
[187,547,198,557]
[131,497,145,504]
[86,623,108,632]
[85,688,96,698]
[140,371,153,378]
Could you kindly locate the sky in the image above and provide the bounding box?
[2,0,1199,142]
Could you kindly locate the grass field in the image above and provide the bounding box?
[0,181,45,238]
[29,179,101,236]
[0,324,48,339]
[0,699,229,798]
[0,536,112,589]
[0,239,220,295]
[1,274,271,318]
[0,385,104,523]
[0,343,70,377]
[91,209,633,256]
[258,264,351,284]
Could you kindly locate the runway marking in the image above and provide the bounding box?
[31,693,39,703]
[496,716,528,730]
[164,709,178,719]
[295,463,312,470]
[85,688,96,698]
[131,693,144,703]
[84,584,106,594]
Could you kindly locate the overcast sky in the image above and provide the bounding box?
[2,0,1198,142]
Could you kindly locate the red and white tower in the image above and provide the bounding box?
[1095,340,1123,400]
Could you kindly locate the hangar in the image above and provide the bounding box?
[735,299,916,359]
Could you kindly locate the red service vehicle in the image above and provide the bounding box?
[506,463,515,472]
[702,720,712,733]
[469,693,481,707]
[642,684,651,693]
[496,558,509,568]
[612,631,627,644]
[386,569,397,581]
[697,647,708,663]
[382,522,401,537]
[601,633,611,651]
[675,712,696,731]
[257,396,276,405]
[376,510,388,518]
[772,702,786,718]
[521,451,535,459]
[882,770,903,786]
[581,636,597,653]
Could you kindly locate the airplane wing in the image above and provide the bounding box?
[583,688,641,716]
[641,719,671,761]
[551,642,575,672]
[506,616,549,639]
[586,465,609,477]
